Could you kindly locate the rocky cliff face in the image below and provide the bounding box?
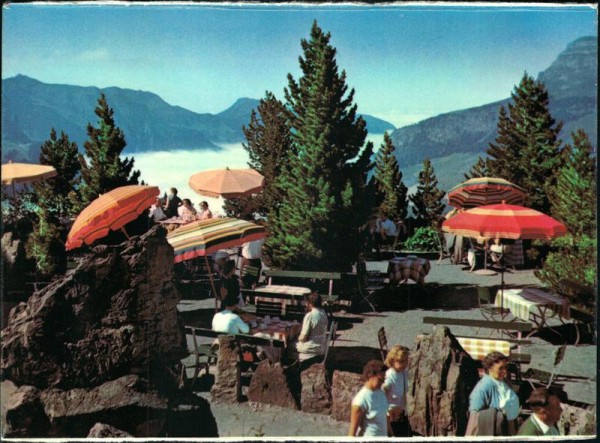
[1,226,218,437]
[391,35,597,174]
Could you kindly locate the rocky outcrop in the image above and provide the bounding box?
[210,335,241,403]
[1,225,185,389]
[1,231,30,296]
[1,226,218,438]
[301,363,332,414]
[331,370,362,422]
[87,423,132,438]
[559,403,596,436]
[407,327,479,437]
[247,361,299,410]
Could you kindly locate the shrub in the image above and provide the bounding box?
[403,226,439,252]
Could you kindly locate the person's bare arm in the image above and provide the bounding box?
[348,405,364,436]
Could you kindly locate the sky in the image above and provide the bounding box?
[2,2,597,128]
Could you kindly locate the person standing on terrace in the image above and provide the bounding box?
[348,359,392,437]
[165,187,182,218]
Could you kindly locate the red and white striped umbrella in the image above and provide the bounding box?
[448,177,527,209]
[441,203,567,240]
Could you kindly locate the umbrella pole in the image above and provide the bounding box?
[120,227,130,240]
[205,255,219,312]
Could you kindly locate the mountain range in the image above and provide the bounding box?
[2,36,596,193]
[1,77,394,163]
[393,36,597,190]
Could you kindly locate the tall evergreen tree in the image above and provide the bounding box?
[373,132,408,220]
[267,21,372,271]
[26,128,81,276]
[486,73,563,214]
[547,129,596,237]
[409,158,445,228]
[464,155,489,180]
[76,94,140,210]
[223,91,292,219]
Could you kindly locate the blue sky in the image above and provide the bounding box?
[2,3,597,127]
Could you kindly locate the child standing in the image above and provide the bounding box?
[383,345,411,437]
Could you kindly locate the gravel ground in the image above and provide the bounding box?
[178,257,596,438]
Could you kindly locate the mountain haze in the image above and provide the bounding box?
[1,79,394,163]
[393,36,597,191]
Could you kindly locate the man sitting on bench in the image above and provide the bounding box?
[212,293,250,334]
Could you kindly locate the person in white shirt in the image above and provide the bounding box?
[295,291,328,364]
[212,293,249,334]
[148,197,167,222]
[383,345,411,437]
[349,359,391,437]
[517,387,563,436]
[241,237,265,288]
[375,213,398,256]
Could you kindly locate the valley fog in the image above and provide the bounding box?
[131,134,386,215]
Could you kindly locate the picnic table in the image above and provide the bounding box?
[250,316,302,361]
[253,284,311,309]
[387,256,431,285]
[495,287,570,332]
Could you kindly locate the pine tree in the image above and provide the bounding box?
[373,132,408,220]
[464,155,489,180]
[223,91,292,219]
[267,21,372,271]
[486,73,563,214]
[547,129,596,237]
[76,94,140,210]
[26,129,81,277]
[34,128,81,218]
[409,158,445,228]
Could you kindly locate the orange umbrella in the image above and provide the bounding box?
[188,167,264,199]
[66,185,159,250]
[1,161,58,195]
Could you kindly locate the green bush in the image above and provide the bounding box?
[535,234,597,300]
[404,226,439,252]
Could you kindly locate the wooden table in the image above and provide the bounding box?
[253,284,311,309]
[387,256,431,285]
[495,287,570,332]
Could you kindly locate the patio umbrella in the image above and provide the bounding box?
[442,203,568,313]
[166,217,267,310]
[188,167,264,199]
[1,161,58,196]
[66,185,160,251]
[448,177,527,209]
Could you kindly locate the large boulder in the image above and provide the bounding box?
[559,403,596,436]
[247,360,299,410]
[301,363,332,414]
[330,370,362,422]
[210,335,240,403]
[1,225,186,390]
[407,327,479,437]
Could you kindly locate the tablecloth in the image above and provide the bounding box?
[456,337,513,361]
[387,256,431,285]
[253,284,311,308]
[495,287,570,323]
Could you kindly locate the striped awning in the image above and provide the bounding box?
[166,217,266,263]
[66,185,159,250]
[448,177,527,208]
[441,203,567,240]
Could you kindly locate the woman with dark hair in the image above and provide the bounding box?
[219,259,243,309]
[466,351,520,436]
[348,359,391,437]
[295,290,328,363]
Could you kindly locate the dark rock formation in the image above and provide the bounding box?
[407,327,479,437]
[87,423,132,438]
[1,231,31,296]
[330,370,362,422]
[247,360,299,410]
[210,335,241,403]
[301,363,332,414]
[1,226,218,438]
[1,225,186,389]
[559,404,596,436]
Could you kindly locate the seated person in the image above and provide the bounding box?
[178,198,198,222]
[219,259,244,309]
[212,293,250,334]
[289,291,328,365]
[197,201,213,220]
[148,197,167,222]
[375,213,398,254]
